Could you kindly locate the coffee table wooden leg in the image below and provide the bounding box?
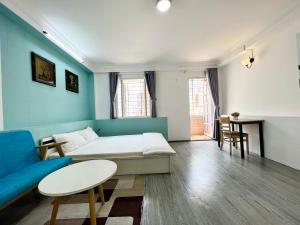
[98,184,105,204]
[50,197,60,225]
[88,189,97,225]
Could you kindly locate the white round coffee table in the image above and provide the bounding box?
[38,160,117,225]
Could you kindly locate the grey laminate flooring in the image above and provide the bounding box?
[1,141,300,225]
[141,141,300,225]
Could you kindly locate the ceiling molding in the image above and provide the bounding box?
[217,1,300,67]
[2,0,299,71]
[92,61,218,74]
[1,0,90,69]
[0,0,215,73]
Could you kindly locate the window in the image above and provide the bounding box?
[116,78,151,118]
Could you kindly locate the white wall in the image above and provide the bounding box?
[94,74,110,120]
[0,49,3,130]
[297,33,300,62]
[157,71,204,141]
[297,33,300,80]
[219,6,300,170]
[94,70,206,141]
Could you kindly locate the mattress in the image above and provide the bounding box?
[49,133,176,159]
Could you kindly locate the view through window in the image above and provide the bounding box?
[189,78,213,140]
[116,78,151,118]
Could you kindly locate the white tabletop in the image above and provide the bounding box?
[38,160,117,197]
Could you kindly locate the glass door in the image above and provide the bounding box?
[189,78,213,140]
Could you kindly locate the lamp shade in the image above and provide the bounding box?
[242,58,250,66]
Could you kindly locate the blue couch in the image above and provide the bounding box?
[0,130,72,209]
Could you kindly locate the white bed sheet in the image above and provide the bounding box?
[49,133,175,159]
[143,132,175,155]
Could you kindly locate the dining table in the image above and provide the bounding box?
[216,118,265,159]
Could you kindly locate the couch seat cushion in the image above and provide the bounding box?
[0,157,72,207]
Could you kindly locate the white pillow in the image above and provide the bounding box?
[78,127,98,142]
[53,132,87,153]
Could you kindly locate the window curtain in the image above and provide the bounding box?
[109,72,119,119]
[144,71,157,117]
[206,68,220,140]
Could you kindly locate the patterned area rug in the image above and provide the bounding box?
[44,175,144,225]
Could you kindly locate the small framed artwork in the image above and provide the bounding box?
[31,52,56,86]
[65,70,79,93]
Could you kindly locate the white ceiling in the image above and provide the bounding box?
[3,0,300,71]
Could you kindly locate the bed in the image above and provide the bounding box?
[42,132,176,175]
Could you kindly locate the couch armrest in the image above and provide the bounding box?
[37,141,67,160]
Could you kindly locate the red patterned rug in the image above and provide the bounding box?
[44,175,144,225]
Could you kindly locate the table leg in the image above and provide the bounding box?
[216,120,220,147]
[239,124,245,159]
[259,121,265,158]
[98,184,105,204]
[232,123,236,147]
[50,197,60,225]
[88,189,97,225]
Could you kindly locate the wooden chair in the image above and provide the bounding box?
[219,116,249,155]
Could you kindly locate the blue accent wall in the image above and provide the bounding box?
[22,120,95,144]
[6,117,168,144]
[94,117,168,139]
[0,4,95,130]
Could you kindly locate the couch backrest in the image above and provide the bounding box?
[0,130,40,178]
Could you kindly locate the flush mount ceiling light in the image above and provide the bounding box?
[157,0,171,12]
[241,45,255,69]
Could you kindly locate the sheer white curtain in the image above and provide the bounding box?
[205,79,215,138]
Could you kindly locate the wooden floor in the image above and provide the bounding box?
[142,141,300,225]
[191,135,212,141]
[1,141,300,225]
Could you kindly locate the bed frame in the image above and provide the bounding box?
[41,137,172,175]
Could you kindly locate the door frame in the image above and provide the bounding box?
[188,76,215,139]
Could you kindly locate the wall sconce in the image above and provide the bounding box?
[241,45,255,69]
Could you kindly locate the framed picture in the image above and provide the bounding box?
[65,70,79,93]
[31,52,56,86]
